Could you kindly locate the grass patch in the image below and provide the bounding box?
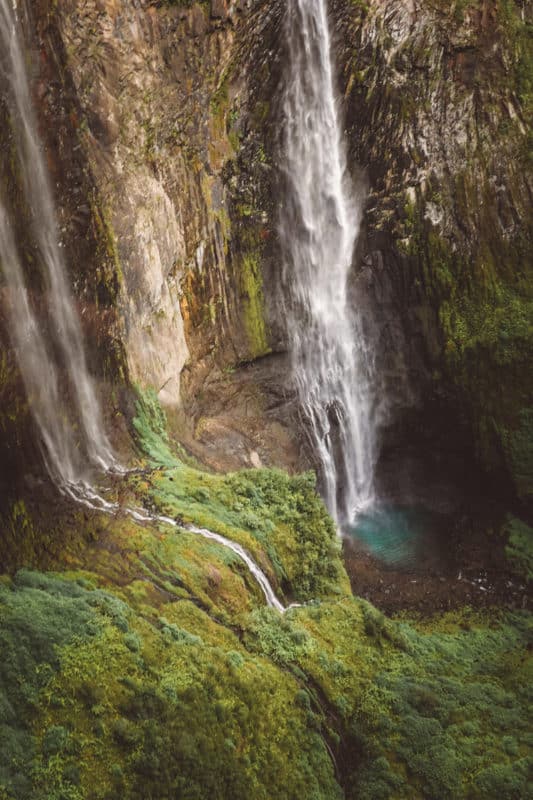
[130,387,348,602]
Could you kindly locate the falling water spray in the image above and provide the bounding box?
[0,0,115,480]
[0,0,289,613]
[279,0,377,525]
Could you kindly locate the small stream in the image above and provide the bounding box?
[63,479,288,613]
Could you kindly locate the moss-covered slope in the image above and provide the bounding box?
[0,393,531,800]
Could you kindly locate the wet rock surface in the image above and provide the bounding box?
[331,0,533,509]
[15,0,303,474]
[0,0,530,545]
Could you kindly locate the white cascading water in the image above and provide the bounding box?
[0,0,115,478]
[0,204,80,481]
[279,0,377,525]
[72,489,287,613]
[0,0,285,612]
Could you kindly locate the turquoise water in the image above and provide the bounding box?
[345,504,449,569]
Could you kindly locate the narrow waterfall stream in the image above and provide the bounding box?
[0,202,79,481]
[0,0,114,479]
[0,0,285,613]
[71,487,287,613]
[279,0,377,525]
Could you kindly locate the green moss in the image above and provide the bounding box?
[498,0,533,151]
[210,72,230,118]
[504,516,533,581]
[452,0,479,23]
[159,0,209,8]
[443,289,533,364]
[0,562,530,800]
[0,571,130,798]
[349,0,369,13]
[237,599,533,800]
[132,385,179,467]
[130,388,346,602]
[0,571,342,800]
[5,500,34,550]
[0,353,27,439]
[293,604,531,800]
[89,194,123,300]
[239,252,270,358]
[397,195,533,491]
[129,465,347,603]
[506,408,533,502]
[227,209,271,360]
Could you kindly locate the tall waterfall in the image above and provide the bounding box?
[0,0,115,480]
[0,1,287,613]
[279,0,376,525]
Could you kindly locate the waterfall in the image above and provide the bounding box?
[0,0,115,480]
[0,205,81,481]
[0,0,287,613]
[279,0,377,525]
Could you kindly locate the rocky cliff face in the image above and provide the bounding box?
[332,0,532,510]
[0,0,531,515]
[0,5,530,797]
[33,0,302,474]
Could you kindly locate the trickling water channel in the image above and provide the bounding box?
[0,0,285,612]
[71,485,287,613]
[279,0,378,525]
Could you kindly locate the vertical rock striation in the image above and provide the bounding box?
[331,0,532,509]
[0,0,530,517]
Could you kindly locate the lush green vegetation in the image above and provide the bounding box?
[0,571,340,800]
[241,601,533,799]
[0,570,530,800]
[131,387,348,602]
[0,388,530,799]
